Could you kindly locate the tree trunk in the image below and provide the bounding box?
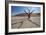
[28,13,30,19]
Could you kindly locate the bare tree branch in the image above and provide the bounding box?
[30,10,35,14]
[27,8,30,13]
[24,10,28,14]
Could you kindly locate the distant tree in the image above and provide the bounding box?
[24,8,35,19]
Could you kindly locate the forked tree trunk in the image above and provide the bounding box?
[24,8,34,19]
[28,13,30,19]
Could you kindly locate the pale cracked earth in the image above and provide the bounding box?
[11,16,40,29]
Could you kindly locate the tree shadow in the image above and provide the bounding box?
[11,18,40,28]
[28,19,40,27]
[11,21,24,28]
[18,21,23,28]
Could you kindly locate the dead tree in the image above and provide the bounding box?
[24,8,35,19]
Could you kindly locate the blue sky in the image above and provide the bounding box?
[11,6,41,16]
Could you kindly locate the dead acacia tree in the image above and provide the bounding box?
[24,8,35,19]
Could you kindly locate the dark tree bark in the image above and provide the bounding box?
[28,13,30,19]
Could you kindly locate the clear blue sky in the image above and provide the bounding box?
[11,6,41,16]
